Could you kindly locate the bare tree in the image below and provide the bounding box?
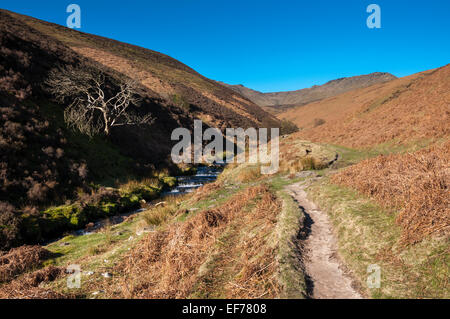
[45,65,154,137]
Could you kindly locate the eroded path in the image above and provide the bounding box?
[286,182,362,299]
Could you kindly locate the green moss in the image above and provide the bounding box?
[100,202,118,215]
[119,193,140,208]
[175,164,197,176]
[20,182,160,243]
[162,176,177,189]
[121,185,158,202]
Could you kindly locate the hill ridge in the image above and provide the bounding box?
[220,72,397,112]
[2,9,280,131]
[279,64,450,148]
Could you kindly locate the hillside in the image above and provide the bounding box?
[220,72,396,112]
[277,64,449,298]
[279,64,450,148]
[6,10,280,131]
[0,9,283,249]
[0,8,447,301]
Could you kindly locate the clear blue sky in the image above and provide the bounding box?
[1,0,449,92]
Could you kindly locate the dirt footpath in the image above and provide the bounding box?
[286,182,363,299]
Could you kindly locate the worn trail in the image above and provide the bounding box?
[286,182,362,299]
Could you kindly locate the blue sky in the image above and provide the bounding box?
[1,0,449,92]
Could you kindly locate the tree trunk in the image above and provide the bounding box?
[103,112,110,135]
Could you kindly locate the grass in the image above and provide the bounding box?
[332,142,449,245]
[236,165,262,182]
[19,173,177,246]
[142,198,180,226]
[322,137,438,169]
[278,138,338,173]
[306,177,449,298]
[190,185,283,299]
[274,190,307,298]
[119,177,168,201]
[7,137,445,299]
[31,209,149,297]
[107,184,279,298]
[43,218,137,267]
[24,158,313,299]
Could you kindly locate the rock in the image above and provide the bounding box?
[101,272,113,278]
[154,201,166,207]
[296,171,315,178]
[92,290,104,295]
[84,271,94,276]
[139,199,146,205]
[85,222,95,229]
[136,227,152,236]
[128,236,134,241]
[59,242,70,247]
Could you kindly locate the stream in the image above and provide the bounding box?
[163,165,224,196]
[60,165,224,239]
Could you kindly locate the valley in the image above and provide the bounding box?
[220,72,397,114]
[0,8,448,300]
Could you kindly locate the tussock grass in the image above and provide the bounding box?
[237,165,262,183]
[299,156,328,170]
[98,184,282,298]
[278,138,337,175]
[120,178,161,193]
[142,203,177,227]
[88,245,106,256]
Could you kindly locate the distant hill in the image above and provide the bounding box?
[278,64,450,148]
[219,72,397,112]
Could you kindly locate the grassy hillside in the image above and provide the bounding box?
[5,10,281,131]
[0,9,447,300]
[220,72,396,112]
[0,122,447,299]
[0,139,337,299]
[279,65,450,148]
[277,64,449,298]
[0,9,286,250]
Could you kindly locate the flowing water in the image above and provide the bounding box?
[163,165,223,196]
[50,165,224,240]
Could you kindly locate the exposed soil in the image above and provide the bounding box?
[286,182,362,299]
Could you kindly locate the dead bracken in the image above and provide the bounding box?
[332,141,450,245]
